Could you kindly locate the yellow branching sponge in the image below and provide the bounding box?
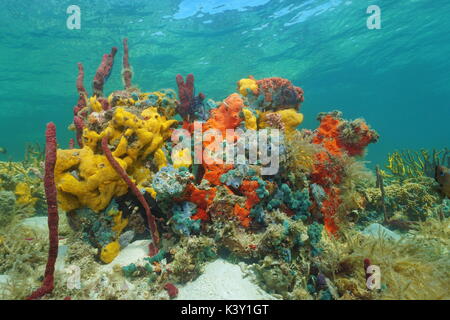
[55,147,128,212]
[14,182,38,208]
[100,240,121,264]
[55,105,177,213]
[242,108,258,130]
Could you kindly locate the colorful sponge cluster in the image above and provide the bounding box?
[313,111,379,157]
[46,40,379,271]
[311,111,378,234]
[237,76,305,135]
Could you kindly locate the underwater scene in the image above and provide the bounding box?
[0,0,449,301]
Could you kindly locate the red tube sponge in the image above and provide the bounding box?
[101,136,160,256]
[73,115,84,148]
[176,74,195,120]
[122,38,132,89]
[27,122,59,300]
[93,47,118,96]
[76,62,87,96]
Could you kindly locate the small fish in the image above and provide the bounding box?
[119,230,135,248]
[435,165,450,198]
[0,147,6,154]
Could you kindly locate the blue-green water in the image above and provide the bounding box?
[0,0,449,166]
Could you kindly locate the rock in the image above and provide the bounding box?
[119,230,135,248]
[362,223,401,241]
[175,259,277,300]
[21,216,48,233]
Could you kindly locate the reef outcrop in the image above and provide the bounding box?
[28,40,447,302]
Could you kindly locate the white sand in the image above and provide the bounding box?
[176,259,276,300]
[17,220,276,300]
[98,240,276,300]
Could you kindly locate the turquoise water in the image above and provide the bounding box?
[0,0,449,166]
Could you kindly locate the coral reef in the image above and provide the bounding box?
[0,40,447,301]
[309,111,378,234]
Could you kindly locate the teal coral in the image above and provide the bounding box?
[219,165,253,189]
[171,201,201,236]
[268,184,311,221]
[250,204,266,224]
[122,263,138,278]
[307,222,323,256]
[71,207,116,248]
[251,176,270,199]
[144,249,166,264]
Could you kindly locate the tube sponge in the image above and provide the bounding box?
[268,183,311,221]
